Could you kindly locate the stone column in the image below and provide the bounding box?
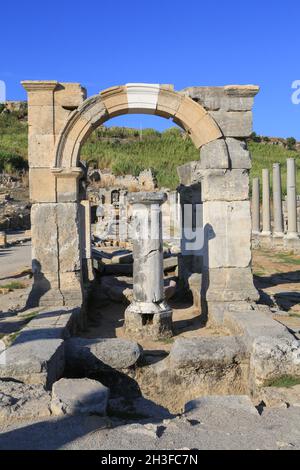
[261,169,271,236]
[124,192,173,339]
[252,177,260,234]
[285,158,299,239]
[272,163,284,237]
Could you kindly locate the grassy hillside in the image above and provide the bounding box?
[0,112,299,191]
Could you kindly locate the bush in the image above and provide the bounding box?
[0,151,28,173]
[286,137,296,150]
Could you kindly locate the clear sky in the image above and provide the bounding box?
[1,0,300,138]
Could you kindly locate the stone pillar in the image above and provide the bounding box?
[124,192,173,339]
[251,177,260,234]
[285,158,299,239]
[261,169,271,236]
[272,163,284,237]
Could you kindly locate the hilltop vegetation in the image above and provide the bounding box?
[0,111,299,191]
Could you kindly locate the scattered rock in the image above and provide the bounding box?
[184,395,259,418]
[250,336,300,386]
[50,378,109,416]
[65,337,142,374]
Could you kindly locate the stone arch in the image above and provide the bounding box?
[53,83,222,169]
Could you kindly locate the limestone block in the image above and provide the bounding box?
[28,134,55,168]
[181,86,255,111]
[126,83,159,114]
[209,111,252,137]
[56,174,78,202]
[21,80,58,106]
[250,336,300,387]
[226,137,251,169]
[81,99,107,126]
[174,96,207,129]
[189,113,222,148]
[156,88,182,117]
[185,395,258,418]
[199,138,229,169]
[31,203,59,273]
[57,203,81,272]
[169,336,246,369]
[65,337,142,373]
[201,169,249,201]
[27,105,55,136]
[100,85,128,117]
[29,168,56,203]
[204,267,259,302]
[53,105,73,135]
[203,200,252,268]
[224,85,260,97]
[54,82,86,108]
[50,378,109,416]
[177,161,199,185]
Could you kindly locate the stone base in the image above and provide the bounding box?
[124,302,173,339]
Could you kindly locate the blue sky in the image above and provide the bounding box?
[1,0,300,138]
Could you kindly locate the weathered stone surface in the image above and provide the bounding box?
[209,110,252,137]
[181,85,259,111]
[31,203,58,273]
[29,168,56,203]
[57,203,81,272]
[168,336,246,369]
[65,337,142,373]
[0,307,74,386]
[199,138,229,169]
[204,267,259,302]
[51,378,109,416]
[224,309,292,350]
[201,169,249,201]
[177,161,199,185]
[185,395,258,418]
[0,381,51,422]
[203,200,252,268]
[226,137,251,169]
[250,336,300,387]
[257,385,300,408]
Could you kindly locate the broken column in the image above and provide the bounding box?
[124,192,173,338]
[252,177,260,234]
[261,169,271,236]
[272,163,284,237]
[285,158,299,239]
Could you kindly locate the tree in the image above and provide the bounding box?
[286,137,296,150]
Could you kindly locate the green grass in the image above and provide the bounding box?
[0,281,25,290]
[273,252,300,266]
[266,375,300,388]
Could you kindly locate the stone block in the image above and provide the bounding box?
[156,88,182,116]
[203,200,252,268]
[181,86,255,111]
[126,83,159,114]
[28,134,55,168]
[175,96,207,129]
[57,203,81,272]
[226,137,251,169]
[184,395,258,418]
[203,267,259,302]
[50,378,109,416]
[56,175,78,202]
[27,105,55,135]
[209,110,252,137]
[0,321,65,386]
[29,168,56,203]
[65,337,142,373]
[169,336,246,369]
[31,203,59,273]
[250,336,300,387]
[199,138,229,169]
[202,169,249,201]
[54,82,86,108]
[100,85,128,117]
